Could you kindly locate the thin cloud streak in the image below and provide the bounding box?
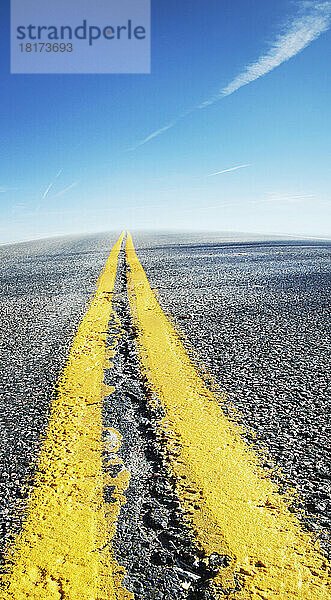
[200,1,331,107]
[51,181,79,199]
[41,182,54,201]
[265,191,315,203]
[0,187,19,193]
[133,2,331,148]
[132,122,177,150]
[208,164,250,176]
[40,168,63,201]
[130,109,194,151]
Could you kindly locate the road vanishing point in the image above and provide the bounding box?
[0,231,330,600]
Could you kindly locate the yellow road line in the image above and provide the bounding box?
[125,232,330,600]
[1,233,133,600]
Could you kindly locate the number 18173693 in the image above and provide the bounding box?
[19,43,73,52]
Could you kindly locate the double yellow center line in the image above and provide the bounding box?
[1,232,329,600]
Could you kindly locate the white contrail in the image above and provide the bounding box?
[41,182,54,201]
[0,187,19,193]
[130,109,193,150]
[40,168,63,201]
[208,164,250,176]
[51,181,78,199]
[133,2,331,148]
[133,122,177,150]
[200,1,331,107]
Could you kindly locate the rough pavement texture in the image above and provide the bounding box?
[0,231,330,596]
[104,250,227,600]
[0,233,118,558]
[132,233,331,558]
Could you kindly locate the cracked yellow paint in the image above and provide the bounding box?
[1,232,133,600]
[125,232,330,600]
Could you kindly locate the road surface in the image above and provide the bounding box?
[0,231,330,599]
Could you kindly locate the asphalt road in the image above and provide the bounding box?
[0,231,330,598]
[0,233,117,556]
[132,233,331,556]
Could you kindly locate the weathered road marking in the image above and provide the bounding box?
[125,232,330,600]
[1,233,133,600]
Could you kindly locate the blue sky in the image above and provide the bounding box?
[0,0,330,242]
